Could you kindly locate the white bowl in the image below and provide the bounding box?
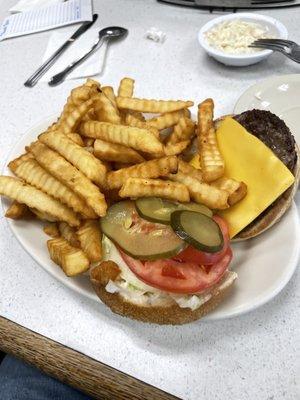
[198,13,288,67]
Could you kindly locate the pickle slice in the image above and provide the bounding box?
[170,210,223,253]
[135,197,212,225]
[100,200,186,260]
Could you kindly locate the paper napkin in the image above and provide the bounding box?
[40,26,108,83]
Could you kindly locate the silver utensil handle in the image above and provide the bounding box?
[250,44,300,63]
[49,36,106,86]
[24,40,73,87]
[24,15,98,88]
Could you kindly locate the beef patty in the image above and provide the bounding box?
[234,109,297,172]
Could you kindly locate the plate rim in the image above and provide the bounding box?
[2,115,300,320]
[1,114,100,303]
[205,201,300,321]
[234,74,300,115]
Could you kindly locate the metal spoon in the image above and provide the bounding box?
[48,26,128,86]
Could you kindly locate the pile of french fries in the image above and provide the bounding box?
[0,78,247,277]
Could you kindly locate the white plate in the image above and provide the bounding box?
[2,117,300,321]
[234,74,300,145]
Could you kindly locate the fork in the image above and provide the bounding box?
[249,39,300,63]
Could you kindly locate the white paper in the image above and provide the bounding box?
[10,0,63,14]
[0,0,93,41]
[40,27,107,82]
[146,27,166,43]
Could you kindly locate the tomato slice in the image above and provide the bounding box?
[119,247,232,294]
[173,215,230,265]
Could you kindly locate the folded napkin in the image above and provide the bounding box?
[40,27,107,83]
[10,0,63,13]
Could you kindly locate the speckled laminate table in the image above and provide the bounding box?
[0,1,299,399]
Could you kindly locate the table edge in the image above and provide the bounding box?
[0,316,180,400]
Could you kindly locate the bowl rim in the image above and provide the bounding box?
[198,12,288,60]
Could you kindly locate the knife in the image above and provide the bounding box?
[24,14,98,88]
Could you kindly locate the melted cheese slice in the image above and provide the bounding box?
[190,117,295,238]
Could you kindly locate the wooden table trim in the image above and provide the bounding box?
[0,317,180,400]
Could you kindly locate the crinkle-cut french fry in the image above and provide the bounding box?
[198,98,225,182]
[167,117,195,144]
[66,132,84,146]
[0,176,80,226]
[8,152,34,171]
[58,81,99,125]
[10,157,96,219]
[59,102,74,122]
[183,108,191,118]
[70,86,92,106]
[69,82,99,108]
[84,146,94,154]
[47,237,90,277]
[101,86,122,124]
[125,113,144,127]
[119,178,190,203]
[39,130,107,187]
[58,222,80,248]
[84,78,101,89]
[124,114,159,138]
[116,97,194,113]
[77,220,102,263]
[94,92,121,124]
[74,81,99,103]
[59,98,94,134]
[43,223,60,238]
[118,81,141,122]
[47,122,59,132]
[59,87,90,123]
[90,261,120,286]
[80,121,163,154]
[164,140,190,156]
[81,108,97,122]
[11,159,97,218]
[5,201,30,220]
[113,162,134,170]
[94,139,145,164]
[102,86,117,106]
[31,209,58,222]
[107,156,178,190]
[29,142,107,217]
[101,160,112,171]
[211,177,247,206]
[118,78,135,98]
[141,147,184,160]
[177,159,203,181]
[167,161,229,210]
[146,110,187,130]
[83,137,95,147]
[129,110,145,121]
